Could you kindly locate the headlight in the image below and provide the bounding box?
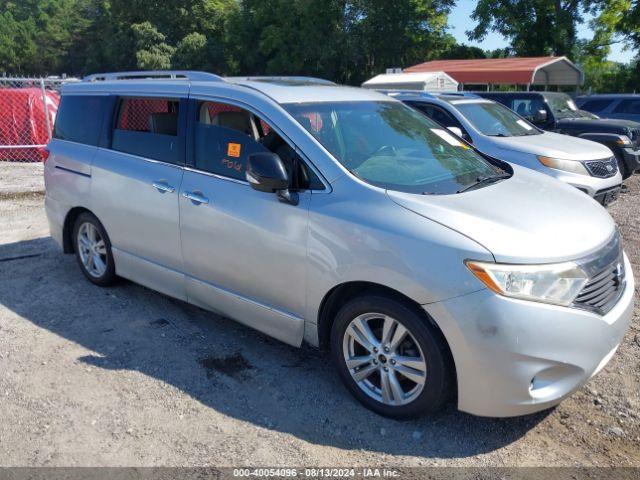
[537,155,590,176]
[616,135,632,146]
[465,260,588,306]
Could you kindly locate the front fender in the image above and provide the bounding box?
[304,183,493,331]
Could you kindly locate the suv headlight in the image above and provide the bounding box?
[465,260,588,306]
[537,155,590,176]
[616,135,632,146]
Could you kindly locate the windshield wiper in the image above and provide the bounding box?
[457,172,511,193]
[487,133,508,137]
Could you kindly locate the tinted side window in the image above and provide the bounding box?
[412,103,463,129]
[53,95,106,146]
[580,99,614,112]
[111,97,182,164]
[613,99,640,114]
[511,97,546,117]
[194,101,324,189]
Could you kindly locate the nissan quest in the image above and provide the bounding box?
[44,71,634,418]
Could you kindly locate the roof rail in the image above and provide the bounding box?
[82,71,225,82]
[227,76,336,86]
[378,89,476,96]
[376,89,436,97]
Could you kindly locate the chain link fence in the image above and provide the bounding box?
[0,77,76,162]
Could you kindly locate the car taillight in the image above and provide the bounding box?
[39,147,50,162]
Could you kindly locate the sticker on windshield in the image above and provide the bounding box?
[431,128,463,147]
[516,119,533,130]
[227,143,241,158]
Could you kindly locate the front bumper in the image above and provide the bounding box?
[536,166,622,199]
[424,253,634,417]
[593,186,621,206]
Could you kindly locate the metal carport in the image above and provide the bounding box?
[404,56,584,90]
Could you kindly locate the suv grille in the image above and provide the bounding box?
[584,157,618,178]
[630,129,640,148]
[573,235,625,315]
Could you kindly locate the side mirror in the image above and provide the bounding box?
[447,126,463,138]
[533,109,547,123]
[447,126,472,143]
[246,152,298,205]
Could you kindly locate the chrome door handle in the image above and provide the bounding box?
[152,181,175,193]
[182,191,209,205]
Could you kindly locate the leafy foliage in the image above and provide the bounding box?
[0,0,638,92]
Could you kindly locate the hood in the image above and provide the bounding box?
[386,165,616,264]
[489,131,613,160]
[557,117,640,133]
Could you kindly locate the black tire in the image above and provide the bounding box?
[330,294,454,418]
[614,152,631,180]
[72,212,117,287]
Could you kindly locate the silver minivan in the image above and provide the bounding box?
[45,71,634,418]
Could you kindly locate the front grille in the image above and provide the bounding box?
[573,235,625,314]
[584,157,618,178]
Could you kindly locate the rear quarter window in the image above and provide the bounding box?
[111,97,183,164]
[580,99,614,112]
[53,95,106,146]
[613,99,640,114]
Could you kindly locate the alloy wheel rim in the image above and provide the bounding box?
[77,222,107,278]
[342,312,427,406]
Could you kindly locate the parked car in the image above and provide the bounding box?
[576,94,640,124]
[386,91,622,205]
[477,91,640,179]
[45,71,634,418]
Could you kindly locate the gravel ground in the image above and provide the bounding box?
[0,165,638,467]
[0,162,44,197]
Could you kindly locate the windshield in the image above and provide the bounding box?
[283,101,505,195]
[546,94,592,119]
[454,101,540,137]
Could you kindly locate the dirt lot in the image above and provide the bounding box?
[0,165,638,467]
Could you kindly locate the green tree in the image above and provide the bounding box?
[441,43,487,59]
[173,32,212,69]
[468,0,594,57]
[0,11,37,73]
[346,0,456,83]
[588,0,639,91]
[131,21,175,70]
[227,0,347,79]
[0,0,92,74]
[227,0,455,84]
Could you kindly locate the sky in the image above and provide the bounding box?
[448,0,634,64]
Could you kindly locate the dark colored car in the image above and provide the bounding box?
[576,94,640,124]
[477,91,640,179]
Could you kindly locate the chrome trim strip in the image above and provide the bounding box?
[183,166,250,186]
[97,147,184,169]
[54,165,91,178]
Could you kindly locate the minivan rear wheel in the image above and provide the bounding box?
[73,212,116,287]
[330,295,453,418]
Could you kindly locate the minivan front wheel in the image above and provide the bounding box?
[73,212,116,286]
[330,295,453,418]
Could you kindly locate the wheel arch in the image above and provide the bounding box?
[316,281,450,354]
[62,206,94,254]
